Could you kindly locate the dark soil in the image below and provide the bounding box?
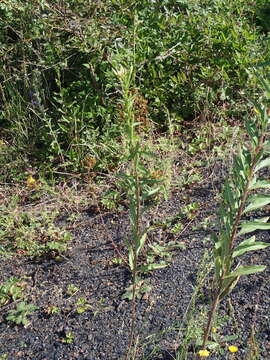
[0,166,269,360]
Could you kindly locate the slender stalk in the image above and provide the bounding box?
[202,290,220,349]
[128,151,141,358]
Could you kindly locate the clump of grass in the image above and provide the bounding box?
[200,71,270,355]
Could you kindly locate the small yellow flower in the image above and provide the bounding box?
[27,175,37,188]
[228,345,238,353]
[212,327,217,333]
[198,349,210,357]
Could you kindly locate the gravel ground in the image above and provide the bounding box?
[0,169,269,360]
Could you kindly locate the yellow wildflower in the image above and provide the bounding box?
[198,349,210,357]
[27,175,37,188]
[228,345,238,353]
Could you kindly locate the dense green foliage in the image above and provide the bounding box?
[1,0,270,180]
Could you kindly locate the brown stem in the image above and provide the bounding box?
[202,290,220,349]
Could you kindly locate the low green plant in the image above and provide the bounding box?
[45,305,60,315]
[66,284,80,297]
[75,297,91,314]
[0,277,25,306]
[101,189,121,210]
[0,207,71,257]
[200,71,270,354]
[6,301,38,327]
[61,331,74,344]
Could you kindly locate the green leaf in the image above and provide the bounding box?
[249,179,270,190]
[224,265,266,278]
[232,241,269,258]
[243,194,270,213]
[222,335,238,342]
[144,186,160,198]
[238,220,270,235]
[138,263,168,272]
[128,244,134,271]
[219,276,240,299]
[254,158,270,173]
[237,235,256,245]
[136,231,147,256]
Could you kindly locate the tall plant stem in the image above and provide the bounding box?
[127,151,141,359]
[202,290,220,349]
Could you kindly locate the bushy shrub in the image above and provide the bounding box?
[1,0,270,179]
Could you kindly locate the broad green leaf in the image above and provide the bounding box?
[243,194,270,213]
[224,265,266,278]
[238,220,270,235]
[254,157,270,173]
[232,242,269,258]
[249,179,270,190]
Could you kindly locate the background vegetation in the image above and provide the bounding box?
[1,0,270,182]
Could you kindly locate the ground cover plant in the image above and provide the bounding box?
[1,0,270,359]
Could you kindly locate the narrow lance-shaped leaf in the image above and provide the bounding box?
[238,218,270,236]
[138,263,168,273]
[249,179,270,190]
[128,244,134,271]
[232,242,269,258]
[224,265,267,278]
[142,186,160,199]
[243,194,270,214]
[219,275,240,300]
[136,231,147,256]
[254,157,270,173]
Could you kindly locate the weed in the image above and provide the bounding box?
[45,305,60,316]
[66,284,80,297]
[200,71,270,354]
[75,297,91,314]
[0,205,71,257]
[0,277,25,306]
[61,331,75,344]
[6,301,38,327]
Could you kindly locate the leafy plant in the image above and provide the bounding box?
[66,284,80,297]
[0,277,25,306]
[113,59,166,301]
[45,305,60,315]
[1,0,269,180]
[61,331,74,344]
[6,301,38,327]
[75,297,91,314]
[201,71,270,353]
[0,207,71,257]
